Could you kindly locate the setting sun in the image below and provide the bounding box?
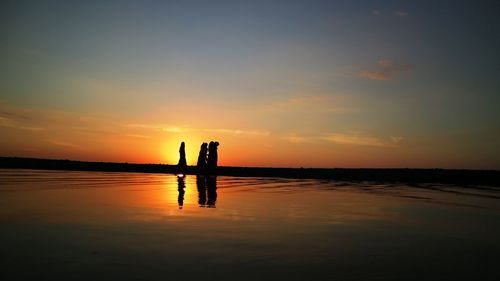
[161,137,205,165]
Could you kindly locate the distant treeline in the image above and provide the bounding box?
[1,156,499,187]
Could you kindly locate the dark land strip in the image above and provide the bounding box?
[1,157,499,187]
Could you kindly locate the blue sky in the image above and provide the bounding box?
[1,0,499,168]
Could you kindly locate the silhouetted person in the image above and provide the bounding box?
[177,175,185,209]
[197,142,208,173]
[196,175,206,207]
[207,141,219,172]
[206,176,217,208]
[178,141,187,172]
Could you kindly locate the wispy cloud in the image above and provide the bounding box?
[0,116,44,131]
[270,95,327,108]
[323,133,403,147]
[124,134,152,139]
[283,132,403,148]
[126,123,190,133]
[358,71,389,81]
[0,116,19,127]
[47,139,82,149]
[391,136,403,144]
[0,102,46,131]
[359,60,412,81]
[125,123,160,130]
[0,109,30,121]
[127,123,269,137]
[162,126,190,133]
[322,134,385,147]
[288,96,325,105]
[265,94,355,114]
[371,9,408,18]
[395,11,408,17]
[282,135,317,144]
[204,128,270,136]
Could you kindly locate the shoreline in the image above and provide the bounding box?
[1,156,499,186]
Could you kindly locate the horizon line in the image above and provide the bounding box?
[1,156,498,172]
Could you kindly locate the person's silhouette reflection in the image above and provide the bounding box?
[196,175,217,208]
[177,175,185,209]
[196,175,206,207]
[206,176,217,208]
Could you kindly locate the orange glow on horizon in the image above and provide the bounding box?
[161,136,206,166]
[0,99,495,169]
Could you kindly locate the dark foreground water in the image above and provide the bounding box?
[0,169,499,281]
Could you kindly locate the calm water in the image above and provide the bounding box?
[0,169,499,281]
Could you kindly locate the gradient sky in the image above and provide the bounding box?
[1,0,500,169]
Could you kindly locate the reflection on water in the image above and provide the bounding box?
[196,175,218,208]
[177,175,185,209]
[196,175,206,206]
[207,176,217,208]
[0,169,499,281]
[178,174,217,209]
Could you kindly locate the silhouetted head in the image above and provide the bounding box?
[214,141,219,147]
[180,142,185,149]
[201,142,208,150]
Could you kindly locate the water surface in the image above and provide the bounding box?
[0,169,499,280]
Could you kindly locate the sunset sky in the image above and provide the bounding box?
[1,0,499,169]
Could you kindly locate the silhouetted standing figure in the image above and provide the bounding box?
[178,142,187,172]
[197,142,208,173]
[207,141,219,172]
